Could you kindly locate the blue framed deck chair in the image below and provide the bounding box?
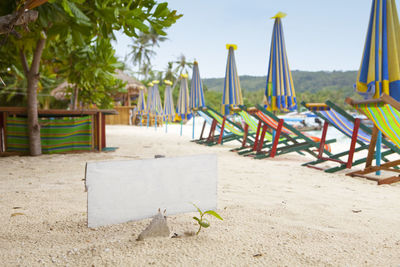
[301,101,397,173]
[195,110,234,145]
[345,94,400,185]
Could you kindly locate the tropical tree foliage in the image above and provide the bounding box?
[0,0,182,155]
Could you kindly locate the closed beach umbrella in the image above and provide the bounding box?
[150,80,163,130]
[146,82,154,128]
[137,87,147,126]
[190,61,206,139]
[355,0,400,100]
[222,44,243,115]
[265,12,297,112]
[163,80,175,132]
[355,0,400,173]
[176,74,191,136]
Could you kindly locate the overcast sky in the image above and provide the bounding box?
[112,0,400,78]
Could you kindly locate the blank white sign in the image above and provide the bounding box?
[85,154,217,228]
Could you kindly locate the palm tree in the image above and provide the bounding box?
[172,54,193,89]
[142,27,168,48]
[129,34,155,79]
[164,61,175,83]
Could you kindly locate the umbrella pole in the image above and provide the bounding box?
[147,114,149,128]
[155,115,157,131]
[180,119,183,136]
[192,112,195,139]
[140,115,142,126]
[166,119,168,133]
[376,131,382,175]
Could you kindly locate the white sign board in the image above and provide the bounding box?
[85,154,217,228]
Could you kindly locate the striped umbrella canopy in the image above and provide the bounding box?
[190,61,206,110]
[222,44,243,115]
[146,82,154,114]
[163,80,175,121]
[264,12,297,112]
[176,74,191,120]
[137,87,147,115]
[149,80,163,116]
[355,0,400,101]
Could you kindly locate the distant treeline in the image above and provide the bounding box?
[203,70,363,111]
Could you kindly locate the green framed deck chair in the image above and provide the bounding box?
[345,94,400,185]
[301,101,397,173]
[244,105,335,159]
[201,106,256,147]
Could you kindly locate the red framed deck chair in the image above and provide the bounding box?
[345,94,400,185]
[301,101,397,173]
[194,110,234,145]
[244,105,335,159]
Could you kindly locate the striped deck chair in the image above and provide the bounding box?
[345,94,400,185]
[200,106,256,147]
[235,109,296,155]
[194,110,233,144]
[245,105,335,159]
[301,101,396,173]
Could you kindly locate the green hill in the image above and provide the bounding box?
[203,70,358,93]
[202,70,362,110]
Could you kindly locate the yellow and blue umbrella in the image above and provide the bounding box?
[355,0,400,100]
[163,80,175,132]
[137,86,147,126]
[176,74,191,136]
[146,82,153,128]
[190,61,206,139]
[265,12,296,112]
[222,44,243,115]
[355,0,400,174]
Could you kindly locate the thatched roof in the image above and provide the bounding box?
[50,71,146,100]
[115,69,146,93]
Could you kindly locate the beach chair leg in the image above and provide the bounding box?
[256,124,268,153]
[366,126,379,168]
[253,120,262,151]
[217,116,226,145]
[317,121,329,158]
[199,120,206,140]
[270,119,284,158]
[346,118,361,169]
[207,119,217,143]
[241,124,249,148]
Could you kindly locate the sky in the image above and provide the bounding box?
[113,0,400,78]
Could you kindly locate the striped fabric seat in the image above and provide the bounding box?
[238,111,273,141]
[318,109,371,144]
[207,110,243,136]
[6,116,92,153]
[256,110,293,135]
[197,111,231,136]
[354,103,400,148]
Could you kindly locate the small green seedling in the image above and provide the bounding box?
[192,203,223,235]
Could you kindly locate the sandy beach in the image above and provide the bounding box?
[1,123,400,266]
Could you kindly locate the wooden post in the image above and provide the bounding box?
[347,118,360,168]
[101,113,106,149]
[3,112,7,152]
[97,113,102,152]
[0,112,3,153]
[91,115,95,151]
